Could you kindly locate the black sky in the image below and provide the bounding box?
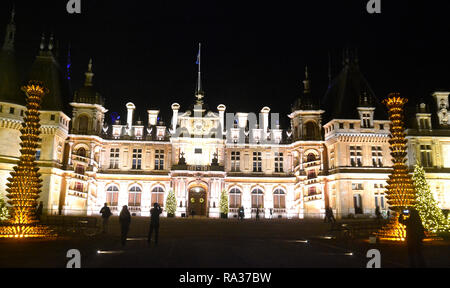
[1,1,450,127]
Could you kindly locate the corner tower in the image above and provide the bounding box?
[70,59,107,135]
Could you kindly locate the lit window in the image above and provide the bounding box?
[151,186,165,207]
[352,183,363,190]
[273,189,285,209]
[420,145,432,167]
[128,185,142,207]
[231,151,240,172]
[155,149,164,170]
[106,186,119,206]
[109,148,120,169]
[251,188,264,208]
[274,152,283,172]
[229,188,242,208]
[253,152,262,172]
[132,148,142,169]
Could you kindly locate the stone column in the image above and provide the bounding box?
[68,141,74,165]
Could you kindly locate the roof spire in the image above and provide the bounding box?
[303,65,310,93]
[39,33,46,50]
[48,33,54,51]
[10,4,15,23]
[2,5,16,51]
[195,42,204,105]
[84,58,94,86]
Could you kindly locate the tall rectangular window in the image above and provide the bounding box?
[374,193,385,209]
[109,148,120,169]
[155,149,164,170]
[231,151,240,172]
[253,152,262,172]
[420,145,432,167]
[372,146,383,167]
[132,148,142,170]
[350,146,362,167]
[274,152,283,172]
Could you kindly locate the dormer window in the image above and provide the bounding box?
[362,113,371,128]
[419,118,430,129]
[349,123,354,129]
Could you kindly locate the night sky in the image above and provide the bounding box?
[1,1,450,127]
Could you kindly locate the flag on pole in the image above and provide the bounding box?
[196,43,201,65]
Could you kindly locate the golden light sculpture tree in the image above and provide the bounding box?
[376,93,416,241]
[0,81,54,238]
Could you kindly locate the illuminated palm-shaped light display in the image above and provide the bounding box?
[0,81,54,238]
[376,93,416,241]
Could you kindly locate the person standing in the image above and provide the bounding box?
[400,208,426,267]
[324,207,330,223]
[148,203,163,245]
[375,206,382,223]
[35,201,43,221]
[329,207,336,223]
[99,203,112,233]
[238,206,245,221]
[119,205,131,247]
[256,207,260,220]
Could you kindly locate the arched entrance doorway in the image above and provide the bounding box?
[188,186,207,216]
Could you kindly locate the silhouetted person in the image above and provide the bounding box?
[324,207,330,223]
[36,201,43,221]
[148,203,163,245]
[375,206,382,223]
[400,208,426,267]
[190,208,195,218]
[238,206,245,221]
[119,205,131,246]
[270,208,273,219]
[99,203,112,233]
[329,207,336,223]
[256,207,260,220]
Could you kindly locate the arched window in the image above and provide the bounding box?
[78,115,89,134]
[273,189,286,209]
[76,147,86,157]
[106,185,119,206]
[306,153,316,162]
[229,188,242,208]
[151,186,165,207]
[128,185,142,207]
[304,121,318,140]
[251,188,264,208]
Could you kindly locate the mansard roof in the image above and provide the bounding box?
[28,40,68,111]
[0,9,23,106]
[322,57,386,121]
[0,46,22,106]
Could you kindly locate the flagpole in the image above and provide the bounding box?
[197,43,201,93]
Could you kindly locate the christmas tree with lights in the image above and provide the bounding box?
[412,162,450,233]
[0,81,54,238]
[0,197,9,221]
[165,189,177,217]
[219,190,229,217]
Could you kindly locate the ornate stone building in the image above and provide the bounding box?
[1,12,449,219]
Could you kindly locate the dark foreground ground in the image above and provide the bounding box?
[0,217,449,268]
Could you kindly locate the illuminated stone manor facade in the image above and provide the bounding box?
[1,13,450,219]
